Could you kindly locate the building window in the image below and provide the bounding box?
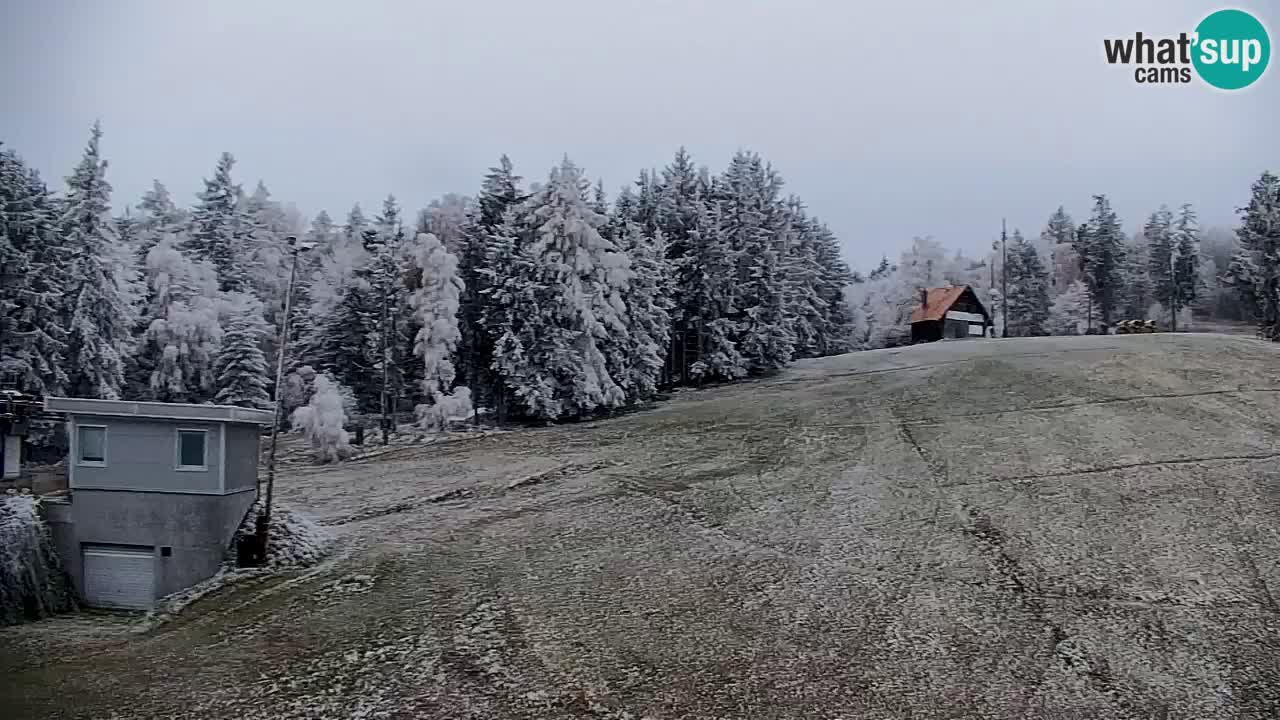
[176,429,208,471]
[77,425,106,466]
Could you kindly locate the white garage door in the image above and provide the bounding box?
[83,545,155,610]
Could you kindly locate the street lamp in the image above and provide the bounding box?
[256,234,316,562]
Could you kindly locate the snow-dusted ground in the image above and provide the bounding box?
[4,333,1280,719]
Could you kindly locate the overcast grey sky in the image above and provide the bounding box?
[2,0,1275,269]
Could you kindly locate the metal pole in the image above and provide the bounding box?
[1001,219,1008,338]
[257,236,302,560]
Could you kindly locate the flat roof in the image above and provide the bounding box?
[44,397,275,425]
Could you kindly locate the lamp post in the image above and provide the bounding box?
[256,234,315,562]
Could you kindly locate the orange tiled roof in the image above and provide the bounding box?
[910,285,970,323]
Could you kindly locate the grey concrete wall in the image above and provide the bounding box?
[42,499,81,598]
[70,416,222,494]
[225,423,261,493]
[50,489,255,601]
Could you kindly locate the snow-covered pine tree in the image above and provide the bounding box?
[306,205,379,411]
[134,180,187,266]
[633,169,661,239]
[240,180,295,330]
[1004,230,1051,336]
[416,193,472,256]
[115,209,139,265]
[685,197,745,381]
[1170,203,1201,332]
[1120,230,1151,321]
[591,179,609,217]
[1075,195,1127,330]
[290,372,352,463]
[810,219,856,356]
[0,142,70,394]
[1230,172,1280,339]
[407,232,472,430]
[780,198,825,359]
[477,207,526,422]
[59,123,134,400]
[285,211,337,367]
[133,233,223,402]
[214,293,271,408]
[0,144,69,395]
[186,152,249,292]
[1145,205,1177,327]
[616,221,672,400]
[368,195,409,431]
[490,157,631,420]
[457,156,525,417]
[1046,280,1099,335]
[655,147,704,383]
[846,260,908,349]
[869,255,894,280]
[300,207,368,354]
[1042,206,1079,294]
[718,151,794,375]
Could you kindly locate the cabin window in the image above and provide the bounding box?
[176,429,208,471]
[77,425,107,466]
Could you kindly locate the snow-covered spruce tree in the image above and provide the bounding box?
[688,197,747,381]
[186,152,249,293]
[1041,206,1079,294]
[1046,280,1098,335]
[1005,230,1051,337]
[458,156,525,414]
[363,195,410,428]
[285,211,337,368]
[717,151,793,375]
[290,372,352,464]
[214,293,271,408]
[134,180,187,267]
[632,168,662,238]
[1120,230,1151,322]
[491,157,631,420]
[0,144,69,395]
[134,233,223,402]
[297,206,368,367]
[780,198,826,358]
[306,205,380,410]
[1230,171,1280,339]
[408,232,472,430]
[1145,206,1177,326]
[417,193,473,256]
[59,123,134,400]
[1170,204,1201,331]
[655,147,704,382]
[115,210,139,265]
[811,218,856,355]
[616,220,672,400]
[1074,195,1127,329]
[240,180,295,330]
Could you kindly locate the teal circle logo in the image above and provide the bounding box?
[1192,9,1270,90]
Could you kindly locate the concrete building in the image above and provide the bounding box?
[910,285,992,343]
[41,397,272,610]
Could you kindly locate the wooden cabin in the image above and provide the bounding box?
[910,285,992,344]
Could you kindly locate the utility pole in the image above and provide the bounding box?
[1001,218,1009,338]
[257,235,314,562]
